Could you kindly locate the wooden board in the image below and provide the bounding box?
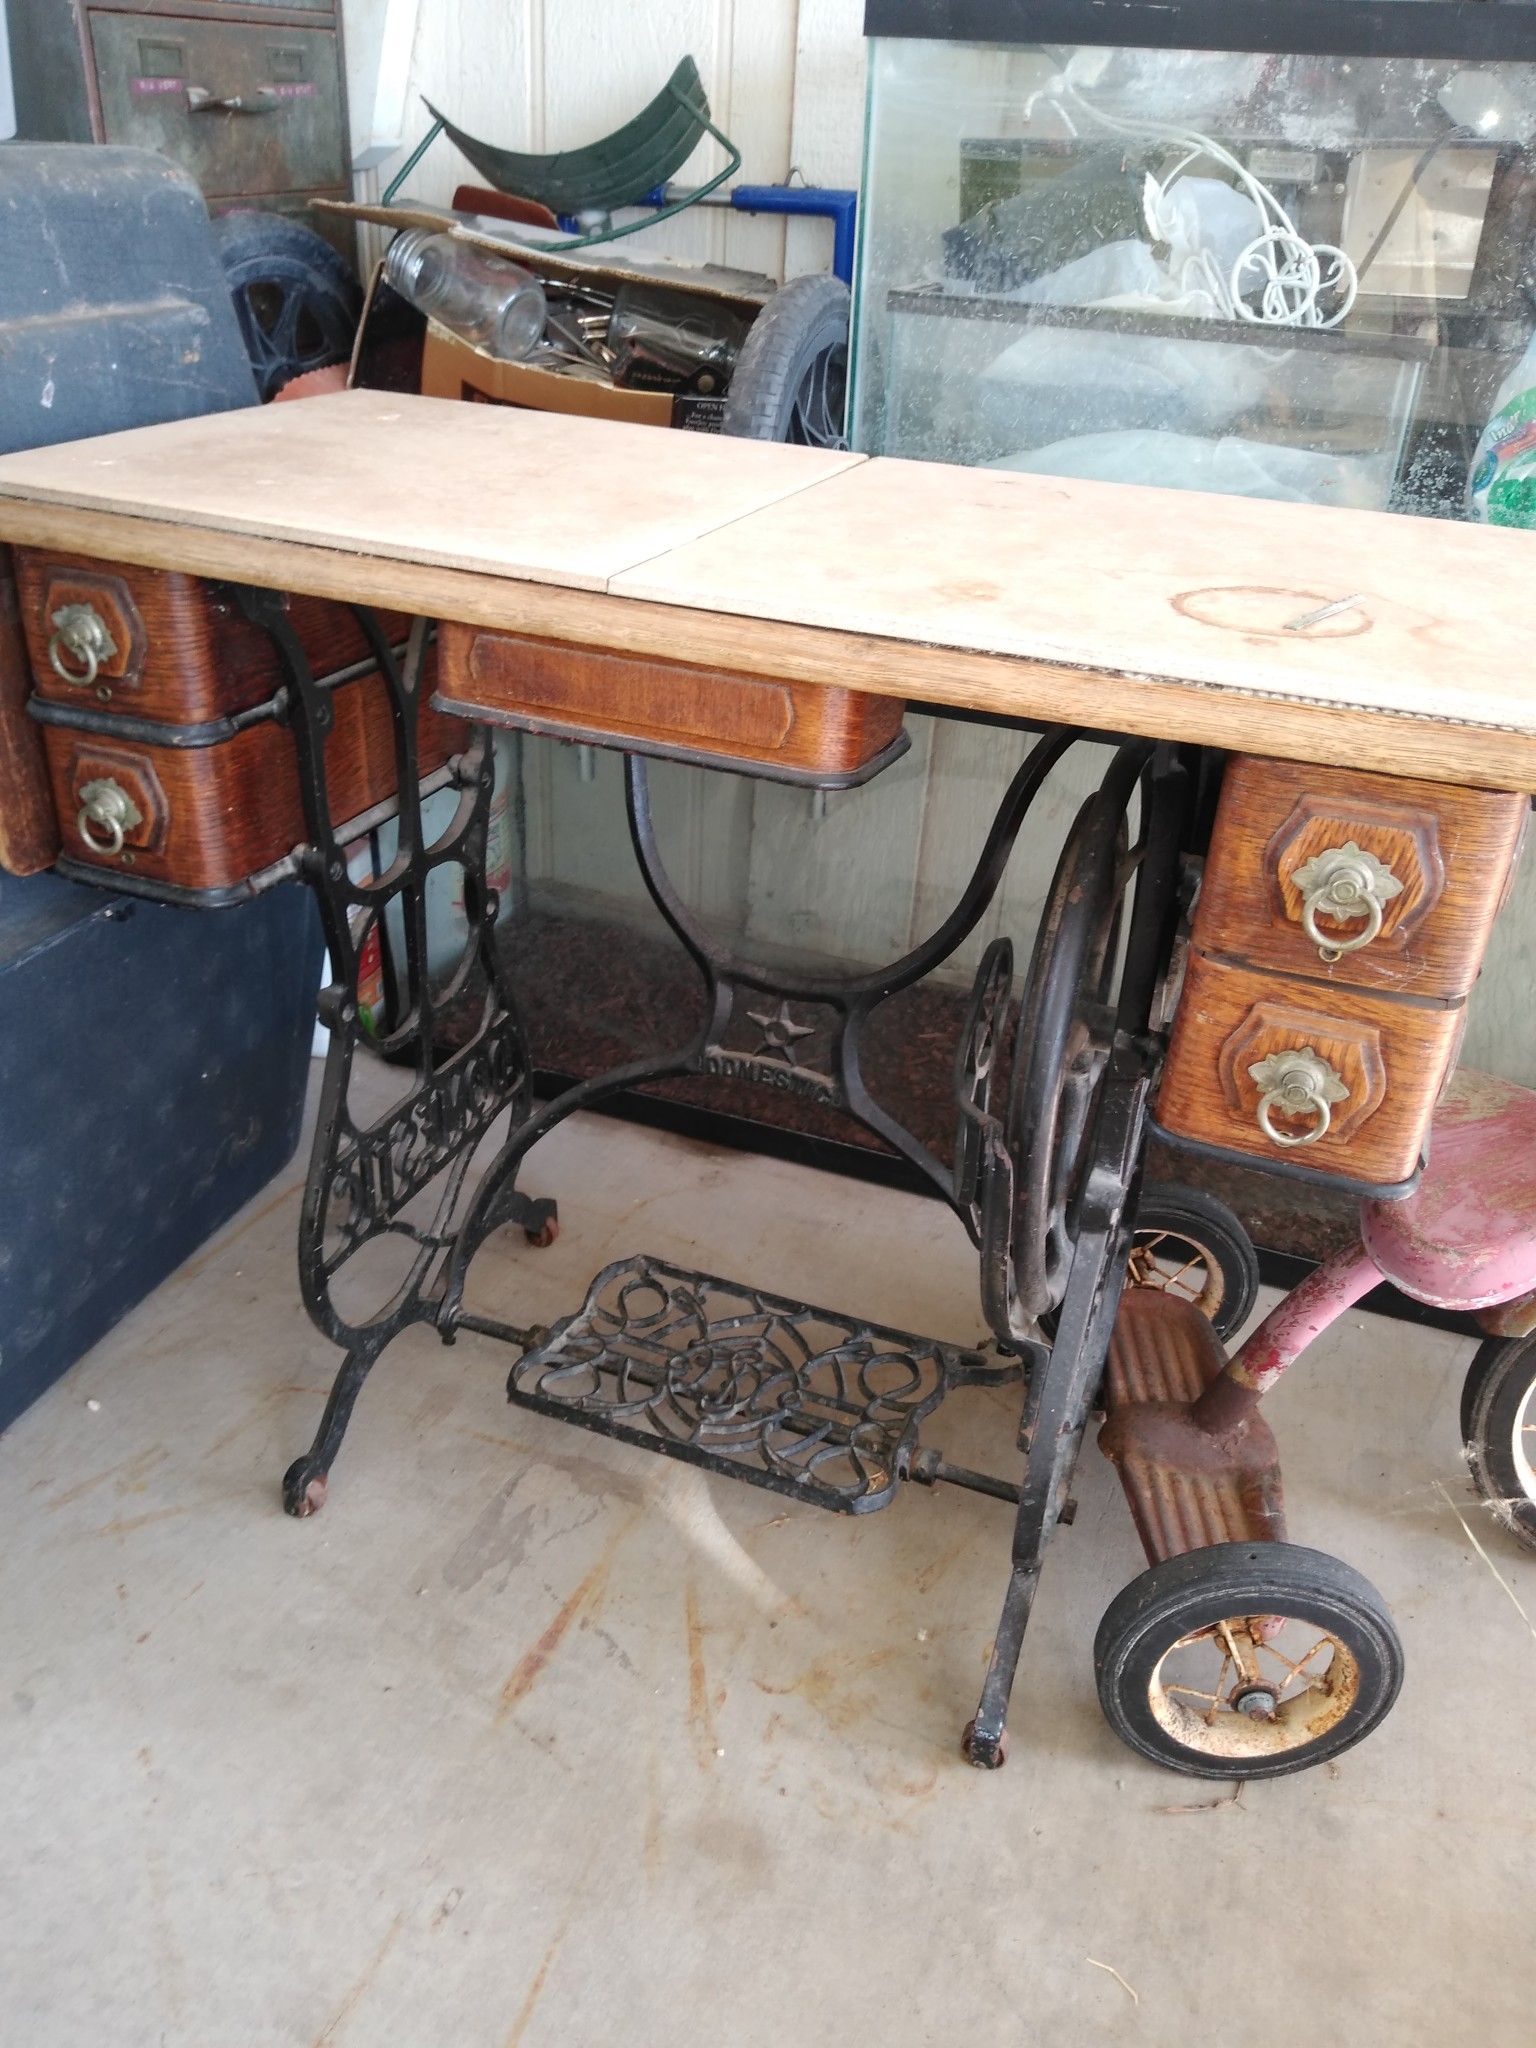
[612,455,1536,741]
[0,389,862,594]
[2,497,1535,792]
[1,394,1535,791]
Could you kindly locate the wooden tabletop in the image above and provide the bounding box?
[0,389,1532,791]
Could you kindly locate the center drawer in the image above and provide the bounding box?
[433,622,908,786]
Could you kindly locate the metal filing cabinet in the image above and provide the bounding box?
[6,0,353,262]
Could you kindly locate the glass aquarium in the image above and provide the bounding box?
[854,2,1536,516]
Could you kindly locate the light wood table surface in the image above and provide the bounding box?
[0,389,1531,789]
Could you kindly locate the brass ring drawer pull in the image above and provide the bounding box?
[1249,1047,1350,1147]
[1293,842,1403,963]
[47,602,118,689]
[76,777,142,858]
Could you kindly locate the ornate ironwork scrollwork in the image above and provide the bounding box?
[511,1254,999,1513]
[228,592,553,1515]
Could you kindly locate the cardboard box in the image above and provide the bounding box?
[418,318,674,427]
[329,198,771,435]
[318,197,770,315]
[349,252,737,432]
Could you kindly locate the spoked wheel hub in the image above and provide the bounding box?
[1126,1185,1259,1343]
[1125,1236,1225,1319]
[1149,1613,1362,1762]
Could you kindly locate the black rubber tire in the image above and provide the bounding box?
[722,273,850,447]
[213,211,361,401]
[1460,1334,1536,1553]
[1129,1184,1260,1343]
[1094,1542,1404,1780]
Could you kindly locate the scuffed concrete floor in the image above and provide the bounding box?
[3,1057,1534,2048]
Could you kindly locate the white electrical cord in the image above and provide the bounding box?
[1032,74,1358,330]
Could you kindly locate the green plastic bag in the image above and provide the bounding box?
[1469,337,1536,528]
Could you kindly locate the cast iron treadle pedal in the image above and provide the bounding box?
[1098,1289,1287,1561]
[509,1253,1014,1514]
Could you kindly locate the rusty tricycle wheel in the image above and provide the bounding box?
[1461,1333,1536,1555]
[1094,1542,1403,1779]
[1126,1184,1259,1343]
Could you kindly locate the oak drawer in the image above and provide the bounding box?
[434,623,908,786]
[40,661,465,896]
[1155,949,1464,1192]
[1195,756,1527,1000]
[17,550,407,721]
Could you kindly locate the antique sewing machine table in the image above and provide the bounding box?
[1,391,1529,1775]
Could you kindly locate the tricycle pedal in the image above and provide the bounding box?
[1097,1289,1286,1563]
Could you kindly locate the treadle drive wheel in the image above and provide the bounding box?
[214,211,361,401]
[1002,783,1128,1319]
[1460,1334,1536,1553]
[961,1718,1011,1769]
[1127,1185,1259,1343]
[722,274,849,448]
[953,936,1015,1231]
[1094,1543,1403,1778]
[282,1459,329,1518]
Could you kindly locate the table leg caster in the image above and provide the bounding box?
[489,1189,558,1249]
[282,1458,328,1518]
[279,1342,377,1519]
[962,1718,1011,1769]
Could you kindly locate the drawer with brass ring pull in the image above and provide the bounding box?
[1192,756,1526,1000]
[17,550,409,721]
[33,648,466,898]
[1155,949,1465,1193]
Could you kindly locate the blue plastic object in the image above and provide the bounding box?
[554,182,859,285]
[730,185,859,285]
[0,877,320,1430]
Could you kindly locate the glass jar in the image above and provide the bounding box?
[383,228,547,362]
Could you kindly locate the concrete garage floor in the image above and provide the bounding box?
[3,1058,1534,2048]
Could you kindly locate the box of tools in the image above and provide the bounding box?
[331,200,766,432]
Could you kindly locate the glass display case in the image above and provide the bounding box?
[855,2,1536,514]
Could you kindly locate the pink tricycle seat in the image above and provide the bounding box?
[1361,1070,1536,1311]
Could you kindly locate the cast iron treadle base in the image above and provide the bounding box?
[509,1254,1018,1514]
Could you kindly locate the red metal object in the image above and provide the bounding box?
[1224,1241,1380,1396]
[1215,1068,1536,1410]
[451,184,560,230]
[271,363,349,402]
[1103,1067,1536,1570]
[1360,1069,1536,1310]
